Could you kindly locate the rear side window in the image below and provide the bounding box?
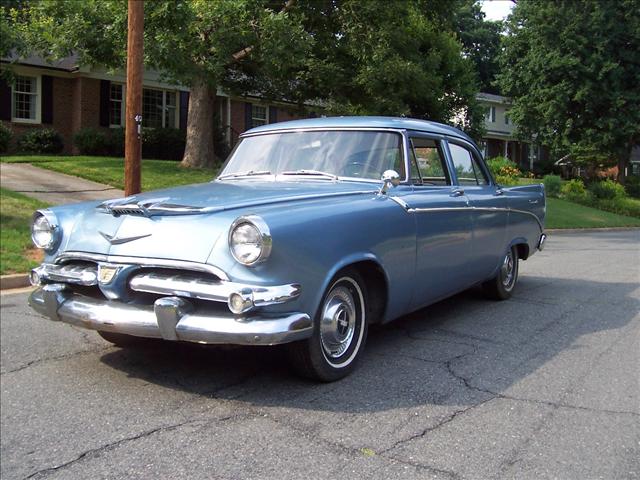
[409,138,451,186]
[449,143,488,185]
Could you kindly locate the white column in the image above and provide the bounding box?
[504,140,508,159]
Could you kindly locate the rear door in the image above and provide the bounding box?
[398,134,474,309]
[446,140,508,281]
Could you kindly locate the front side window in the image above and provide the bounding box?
[12,75,38,121]
[409,138,450,185]
[251,105,267,128]
[220,130,404,181]
[449,143,489,186]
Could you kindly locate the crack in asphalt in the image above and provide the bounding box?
[1,346,112,376]
[22,419,206,479]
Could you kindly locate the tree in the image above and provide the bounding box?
[14,0,311,168]
[290,0,485,140]
[498,0,640,182]
[455,0,504,94]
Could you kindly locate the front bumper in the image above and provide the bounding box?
[29,284,313,346]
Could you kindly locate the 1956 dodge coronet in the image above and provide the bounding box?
[28,117,546,381]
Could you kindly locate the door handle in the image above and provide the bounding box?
[529,199,539,204]
[450,189,465,197]
[495,188,504,196]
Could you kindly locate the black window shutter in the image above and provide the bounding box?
[99,80,110,127]
[41,75,53,124]
[269,106,277,124]
[0,79,11,121]
[179,91,189,130]
[244,102,253,131]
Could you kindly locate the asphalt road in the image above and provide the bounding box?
[1,230,639,480]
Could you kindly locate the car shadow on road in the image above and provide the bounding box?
[98,274,639,413]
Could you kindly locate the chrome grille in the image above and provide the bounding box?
[34,262,98,286]
[129,271,230,302]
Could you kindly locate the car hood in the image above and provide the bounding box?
[62,180,376,264]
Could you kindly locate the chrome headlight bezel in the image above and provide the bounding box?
[228,215,272,266]
[31,209,61,251]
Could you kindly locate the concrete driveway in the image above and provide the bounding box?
[1,230,638,479]
[0,163,123,205]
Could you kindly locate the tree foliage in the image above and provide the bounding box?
[498,0,640,180]
[6,0,488,164]
[455,0,503,94]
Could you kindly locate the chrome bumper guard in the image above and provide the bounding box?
[29,284,313,346]
[538,233,547,251]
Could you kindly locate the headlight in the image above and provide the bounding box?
[228,215,272,266]
[31,210,60,251]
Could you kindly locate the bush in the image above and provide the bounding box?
[543,174,562,197]
[487,156,522,180]
[625,176,640,198]
[141,127,185,160]
[589,179,627,200]
[495,174,520,186]
[0,122,12,153]
[106,128,125,157]
[560,178,588,202]
[17,128,63,154]
[596,197,640,218]
[73,128,109,155]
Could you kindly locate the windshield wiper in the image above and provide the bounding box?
[218,170,272,180]
[280,170,338,180]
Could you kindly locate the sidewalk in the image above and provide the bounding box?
[0,163,124,205]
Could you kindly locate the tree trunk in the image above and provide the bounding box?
[181,78,215,169]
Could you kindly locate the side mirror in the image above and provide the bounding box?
[379,170,401,195]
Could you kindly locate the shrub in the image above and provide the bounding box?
[596,197,640,218]
[141,127,185,160]
[0,122,12,153]
[487,156,522,180]
[543,174,562,197]
[73,128,109,155]
[560,178,588,202]
[106,128,125,157]
[625,176,640,198]
[495,174,520,186]
[589,179,627,200]
[17,128,63,154]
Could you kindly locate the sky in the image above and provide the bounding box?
[481,0,514,21]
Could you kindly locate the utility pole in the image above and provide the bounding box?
[124,0,143,196]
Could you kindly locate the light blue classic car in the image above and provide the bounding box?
[28,117,546,381]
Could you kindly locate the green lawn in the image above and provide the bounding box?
[0,188,48,275]
[0,155,217,191]
[545,197,640,229]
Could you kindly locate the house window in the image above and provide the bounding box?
[486,106,496,123]
[142,88,177,128]
[251,105,268,128]
[505,110,510,125]
[12,75,40,123]
[109,84,124,126]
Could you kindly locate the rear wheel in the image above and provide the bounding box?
[287,269,368,382]
[482,246,519,300]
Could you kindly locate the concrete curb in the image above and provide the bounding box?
[546,227,640,234]
[0,274,31,290]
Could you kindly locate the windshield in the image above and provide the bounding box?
[218,130,404,181]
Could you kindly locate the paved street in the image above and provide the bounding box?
[1,230,639,480]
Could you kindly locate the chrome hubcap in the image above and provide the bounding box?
[501,250,516,288]
[320,285,356,359]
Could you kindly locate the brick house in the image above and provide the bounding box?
[0,55,308,155]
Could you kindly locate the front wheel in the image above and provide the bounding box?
[287,269,368,382]
[482,246,519,300]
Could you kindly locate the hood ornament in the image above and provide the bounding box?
[99,231,152,245]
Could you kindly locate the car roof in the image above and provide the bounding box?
[244,116,474,143]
